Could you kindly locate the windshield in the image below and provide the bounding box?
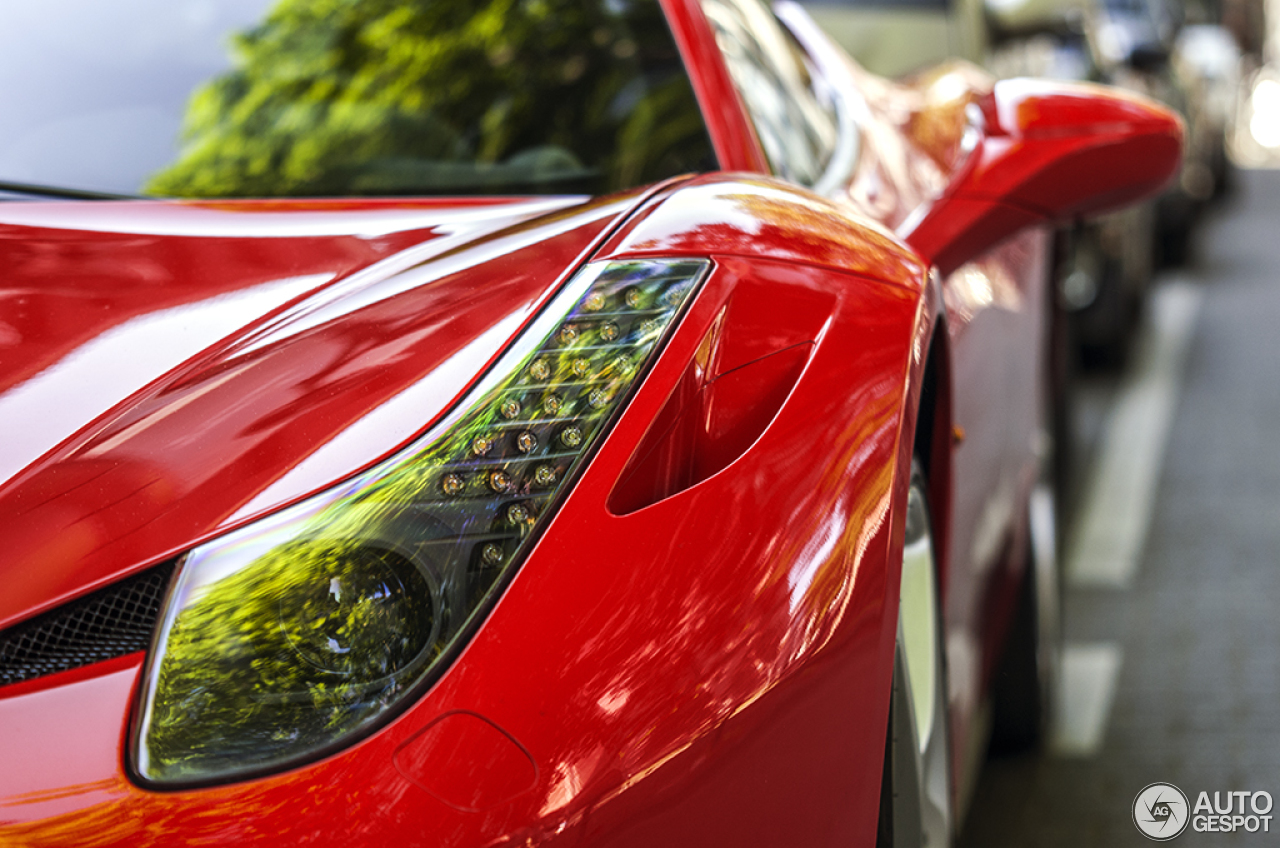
[0,0,716,199]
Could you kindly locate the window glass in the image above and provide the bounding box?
[701,0,839,186]
[0,0,716,198]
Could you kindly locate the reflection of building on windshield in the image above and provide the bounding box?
[701,0,838,187]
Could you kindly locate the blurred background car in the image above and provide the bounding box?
[802,0,1244,516]
[1173,22,1241,197]
[804,0,1241,363]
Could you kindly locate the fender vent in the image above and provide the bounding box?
[0,563,174,688]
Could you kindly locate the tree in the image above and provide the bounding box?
[147,0,713,198]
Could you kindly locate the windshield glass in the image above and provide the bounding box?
[0,0,716,198]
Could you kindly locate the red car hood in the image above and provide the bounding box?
[0,192,643,629]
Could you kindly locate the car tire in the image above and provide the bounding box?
[989,479,1061,753]
[1062,222,1141,371]
[1075,251,1138,370]
[876,466,951,848]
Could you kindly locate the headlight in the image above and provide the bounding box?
[132,258,708,785]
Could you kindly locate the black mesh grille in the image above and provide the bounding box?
[0,562,174,687]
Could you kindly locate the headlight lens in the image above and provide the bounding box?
[133,258,708,785]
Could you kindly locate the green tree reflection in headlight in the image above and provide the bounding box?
[148,537,441,772]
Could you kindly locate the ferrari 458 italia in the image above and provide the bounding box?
[0,0,1180,845]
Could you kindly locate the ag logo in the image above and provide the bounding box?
[1134,783,1190,840]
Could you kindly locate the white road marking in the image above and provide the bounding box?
[1051,642,1124,757]
[1067,280,1204,588]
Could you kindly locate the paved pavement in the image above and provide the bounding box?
[958,168,1280,846]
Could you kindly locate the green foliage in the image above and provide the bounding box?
[146,0,713,198]
[147,540,439,777]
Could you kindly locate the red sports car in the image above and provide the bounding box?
[0,0,1178,845]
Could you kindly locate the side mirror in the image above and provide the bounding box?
[901,78,1182,275]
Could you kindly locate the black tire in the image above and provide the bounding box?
[1210,144,1235,202]
[989,482,1061,753]
[877,466,951,848]
[1156,194,1198,269]
[1047,260,1075,511]
[1074,252,1136,370]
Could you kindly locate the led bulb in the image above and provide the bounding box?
[663,284,691,307]
[441,474,465,496]
[488,470,513,493]
[560,426,583,449]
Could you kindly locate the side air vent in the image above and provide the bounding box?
[0,563,174,687]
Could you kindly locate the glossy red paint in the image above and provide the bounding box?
[937,228,1052,768]
[659,0,772,174]
[598,175,924,285]
[0,193,645,630]
[1,251,925,847]
[0,655,138,826]
[0,4,1184,846]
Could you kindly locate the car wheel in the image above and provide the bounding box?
[990,477,1062,752]
[1075,252,1139,369]
[877,467,951,848]
[1061,223,1138,370]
